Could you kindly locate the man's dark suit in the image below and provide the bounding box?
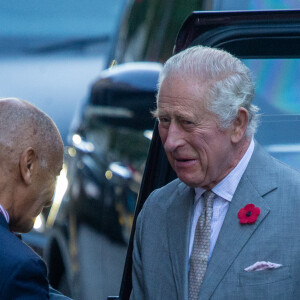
[0,213,49,299]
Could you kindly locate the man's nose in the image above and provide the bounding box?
[164,122,184,152]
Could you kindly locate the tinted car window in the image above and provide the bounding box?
[212,0,300,10]
[244,59,300,169]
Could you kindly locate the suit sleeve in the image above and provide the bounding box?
[49,286,72,299]
[2,256,50,299]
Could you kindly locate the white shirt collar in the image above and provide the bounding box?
[0,204,10,223]
[195,138,255,202]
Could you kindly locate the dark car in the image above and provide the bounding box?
[43,1,206,298]
[44,62,162,299]
[114,9,300,300]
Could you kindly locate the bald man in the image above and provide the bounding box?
[0,98,70,299]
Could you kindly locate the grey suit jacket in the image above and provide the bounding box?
[130,143,300,300]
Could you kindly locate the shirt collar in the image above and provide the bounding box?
[0,204,10,223]
[195,138,255,202]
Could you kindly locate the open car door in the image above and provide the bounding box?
[114,10,300,300]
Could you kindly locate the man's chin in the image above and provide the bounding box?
[177,173,210,189]
[10,219,35,233]
[177,174,199,188]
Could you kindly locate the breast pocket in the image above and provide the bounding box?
[239,266,291,286]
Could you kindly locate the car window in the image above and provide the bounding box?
[213,0,300,10]
[244,59,300,169]
[86,114,153,172]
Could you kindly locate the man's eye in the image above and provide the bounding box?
[182,120,194,126]
[159,117,170,123]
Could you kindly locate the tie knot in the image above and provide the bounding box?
[202,190,216,209]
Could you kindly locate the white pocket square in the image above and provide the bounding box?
[244,261,282,272]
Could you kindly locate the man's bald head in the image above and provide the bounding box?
[0,98,63,169]
[0,98,64,232]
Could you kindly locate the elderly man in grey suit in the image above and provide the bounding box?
[130,46,300,300]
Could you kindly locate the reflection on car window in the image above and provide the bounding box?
[87,113,153,174]
[244,59,300,170]
[213,0,300,10]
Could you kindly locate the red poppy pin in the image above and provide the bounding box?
[238,204,260,224]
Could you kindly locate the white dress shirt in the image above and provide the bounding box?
[189,139,255,260]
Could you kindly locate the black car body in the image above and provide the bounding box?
[117,9,300,300]
[44,62,161,299]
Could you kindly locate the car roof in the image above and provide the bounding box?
[175,10,300,57]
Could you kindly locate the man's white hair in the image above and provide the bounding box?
[157,46,259,137]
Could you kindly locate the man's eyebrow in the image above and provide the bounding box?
[154,110,171,118]
[157,95,200,101]
[154,110,196,121]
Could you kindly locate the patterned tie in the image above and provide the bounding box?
[188,190,216,300]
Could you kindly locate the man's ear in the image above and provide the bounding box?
[19,147,38,185]
[231,108,249,143]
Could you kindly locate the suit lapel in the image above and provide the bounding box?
[0,213,9,230]
[166,181,194,300]
[198,143,277,299]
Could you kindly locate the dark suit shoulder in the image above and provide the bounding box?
[0,225,43,264]
[0,224,49,299]
[0,256,49,299]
